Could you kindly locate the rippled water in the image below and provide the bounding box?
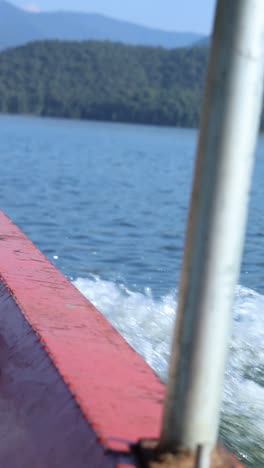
[1,114,264,466]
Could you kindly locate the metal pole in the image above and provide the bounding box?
[159,0,264,463]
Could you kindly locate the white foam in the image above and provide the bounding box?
[74,276,175,379]
[74,276,264,466]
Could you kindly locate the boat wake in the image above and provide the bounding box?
[74,276,264,467]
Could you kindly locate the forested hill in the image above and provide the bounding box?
[0,40,263,129]
[0,40,208,127]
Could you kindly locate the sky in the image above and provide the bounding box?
[9,0,216,34]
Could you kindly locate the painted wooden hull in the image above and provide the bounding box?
[0,212,242,467]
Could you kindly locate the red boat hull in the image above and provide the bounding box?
[0,211,164,467]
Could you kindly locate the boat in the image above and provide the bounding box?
[0,209,166,467]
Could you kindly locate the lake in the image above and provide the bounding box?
[1,114,264,466]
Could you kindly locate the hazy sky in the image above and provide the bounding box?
[10,0,216,34]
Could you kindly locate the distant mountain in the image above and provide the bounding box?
[195,36,210,46]
[0,1,40,49]
[0,0,205,50]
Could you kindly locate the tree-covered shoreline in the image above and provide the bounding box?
[0,40,263,129]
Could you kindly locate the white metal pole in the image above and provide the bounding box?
[159,0,264,462]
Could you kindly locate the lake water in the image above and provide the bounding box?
[1,114,264,466]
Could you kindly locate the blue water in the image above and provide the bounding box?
[1,114,264,466]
